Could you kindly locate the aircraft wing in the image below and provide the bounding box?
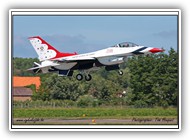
[52,57,96,62]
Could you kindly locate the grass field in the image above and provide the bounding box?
[13,107,177,119]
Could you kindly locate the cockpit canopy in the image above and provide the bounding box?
[112,42,139,48]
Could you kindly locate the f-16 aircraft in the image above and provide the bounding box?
[28,36,164,81]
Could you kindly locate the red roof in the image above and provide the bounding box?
[13,76,41,89]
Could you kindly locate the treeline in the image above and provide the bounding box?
[13,48,178,108]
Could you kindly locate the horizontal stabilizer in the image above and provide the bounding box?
[27,62,60,73]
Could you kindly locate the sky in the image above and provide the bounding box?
[13,15,178,58]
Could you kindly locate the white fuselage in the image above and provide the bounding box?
[51,46,150,70]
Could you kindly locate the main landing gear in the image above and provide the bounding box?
[76,74,83,81]
[76,69,123,81]
[76,73,92,81]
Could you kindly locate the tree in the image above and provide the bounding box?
[152,48,178,106]
[39,74,86,101]
[127,48,178,107]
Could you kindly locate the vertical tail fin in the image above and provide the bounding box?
[28,36,77,61]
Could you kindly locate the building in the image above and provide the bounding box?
[13,87,33,101]
[13,76,41,101]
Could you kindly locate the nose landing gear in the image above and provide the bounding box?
[118,70,123,75]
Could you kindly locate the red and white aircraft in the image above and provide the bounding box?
[28,36,164,81]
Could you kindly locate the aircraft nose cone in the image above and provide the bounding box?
[149,48,165,53]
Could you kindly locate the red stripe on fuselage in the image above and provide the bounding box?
[52,52,77,59]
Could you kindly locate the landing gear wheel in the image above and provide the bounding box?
[76,74,83,81]
[85,74,92,81]
[118,70,123,76]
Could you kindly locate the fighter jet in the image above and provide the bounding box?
[28,36,164,81]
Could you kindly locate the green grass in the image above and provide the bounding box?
[13,107,177,119]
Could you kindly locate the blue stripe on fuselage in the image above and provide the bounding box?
[132,47,147,54]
